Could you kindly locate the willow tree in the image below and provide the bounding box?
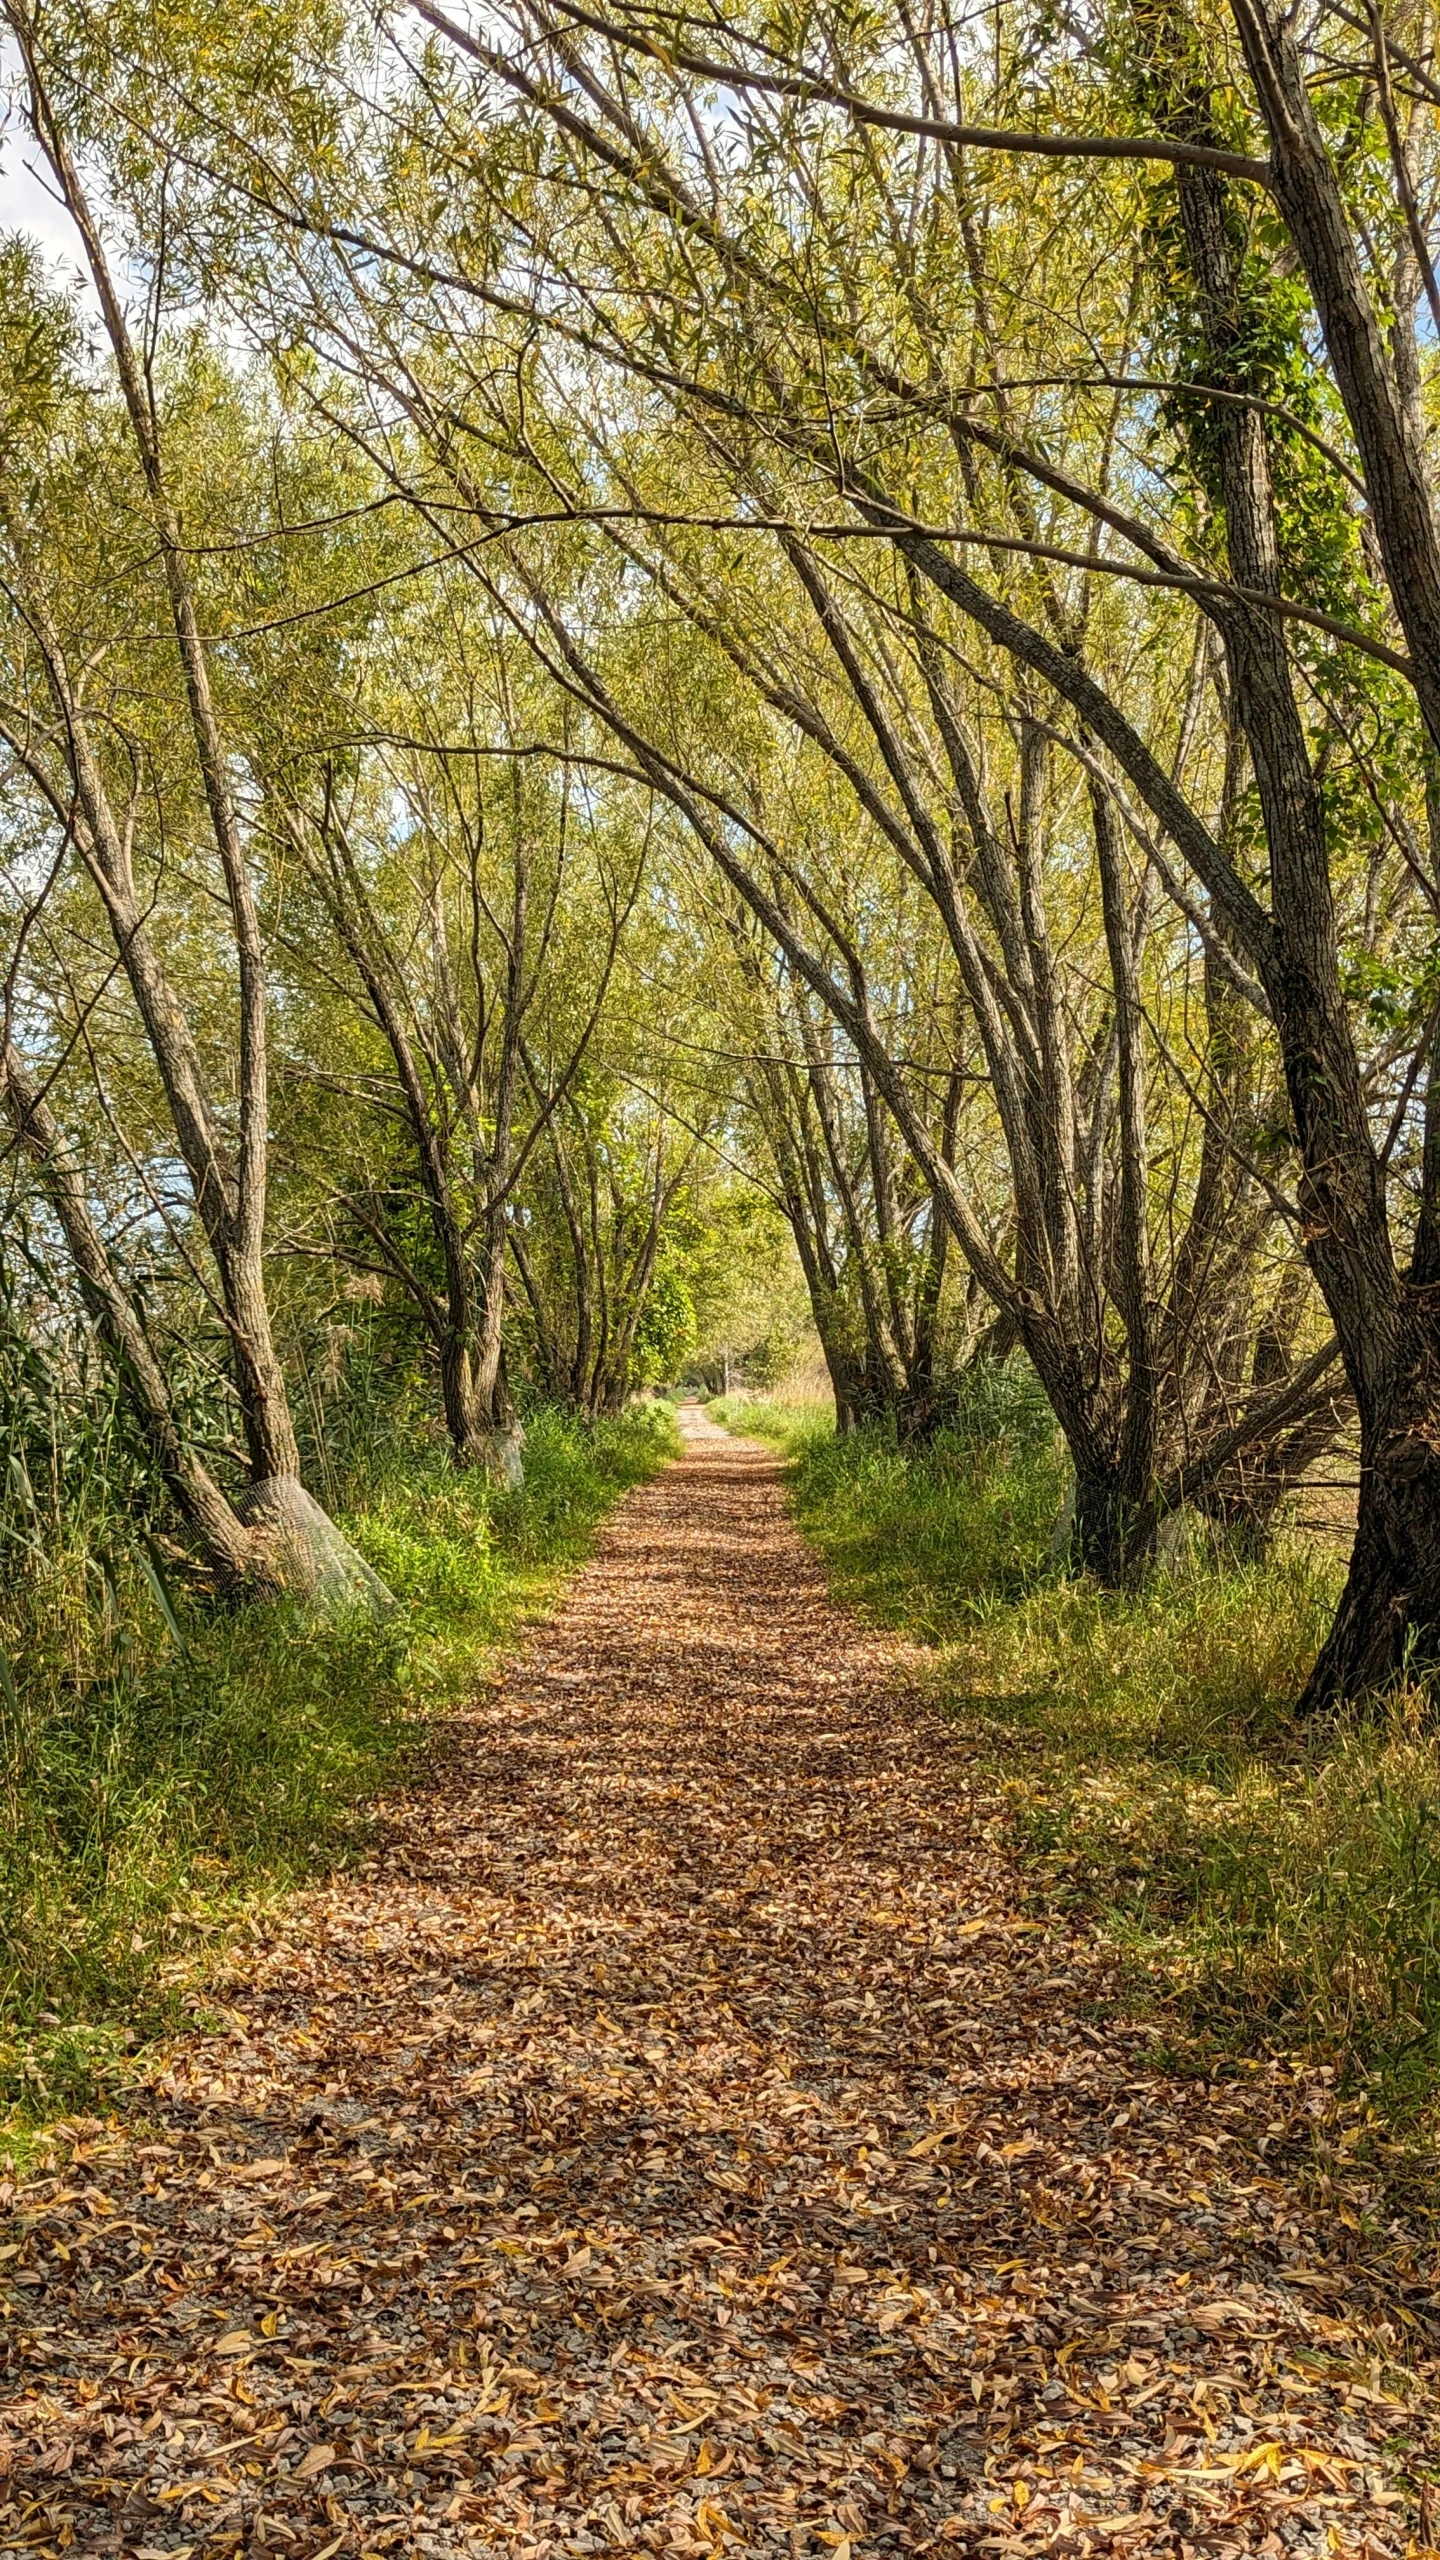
[26,0,1432,1682]
[123,0,1339,1578]
[275,714,650,1472]
[690,871,999,1438]
[0,77,385,1607]
[300,0,1429,1684]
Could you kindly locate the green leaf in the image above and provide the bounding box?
[137,1538,185,1648]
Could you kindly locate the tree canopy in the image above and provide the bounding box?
[3,0,1440,1702]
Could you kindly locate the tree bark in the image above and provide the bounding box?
[0,1041,256,1591]
[1165,100,1432,1701]
[13,28,303,1485]
[1228,0,1440,759]
[1,24,395,1609]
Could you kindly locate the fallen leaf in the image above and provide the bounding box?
[0,1436,1426,2559]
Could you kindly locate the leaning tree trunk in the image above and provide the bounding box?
[5,1042,394,1609]
[1161,96,1436,1695]
[7,59,389,1620]
[1,1041,256,1594]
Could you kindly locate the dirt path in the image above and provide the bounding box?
[1,1416,1433,2557]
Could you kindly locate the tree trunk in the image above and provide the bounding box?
[1,1040,257,1595]
[466,1209,523,1482]
[1066,1459,1157,1581]
[1161,103,1432,1694]
[4,50,385,1614]
[439,1310,525,1482]
[1228,0,1440,760]
[236,1477,396,1611]
[1215,5,1440,1695]
[1303,1364,1440,1709]
[439,1331,494,1468]
[16,45,306,1490]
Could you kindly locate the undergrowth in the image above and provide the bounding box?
[0,1398,677,2119]
[712,1382,1440,2133]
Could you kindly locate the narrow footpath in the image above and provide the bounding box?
[1,1413,1433,2558]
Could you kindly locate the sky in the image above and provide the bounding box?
[0,58,97,303]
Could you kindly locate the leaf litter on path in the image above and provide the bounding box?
[0,1415,1435,2558]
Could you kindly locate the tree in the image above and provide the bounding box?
[512,1078,699,1414]
[277,715,646,1475]
[0,217,385,1605]
[6,0,1416,1687]
[313,0,1424,1669]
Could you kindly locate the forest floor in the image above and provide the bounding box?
[1,1410,1436,2560]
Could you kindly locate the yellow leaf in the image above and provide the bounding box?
[260,2311,279,2338]
[214,2332,253,2356]
[1235,2441,1287,2478]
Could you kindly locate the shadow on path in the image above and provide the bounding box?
[0,1414,1431,2556]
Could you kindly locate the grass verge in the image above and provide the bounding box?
[0,1401,678,2122]
[710,1386,1440,2138]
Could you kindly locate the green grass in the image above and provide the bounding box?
[712,1382,1440,2134]
[0,1401,678,2121]
[711,1375,1062,1634]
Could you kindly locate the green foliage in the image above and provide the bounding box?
[9,0,1440,2176]
[712,1361,1064,1634]
[705,1394,832,1450]
[980,1565,1440,2125]
[718,1390,1440,2130]
[628,1259,695,1384]
[667,1186,808,1389]
[0,239,80,462]
[0,1401,678,2119]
